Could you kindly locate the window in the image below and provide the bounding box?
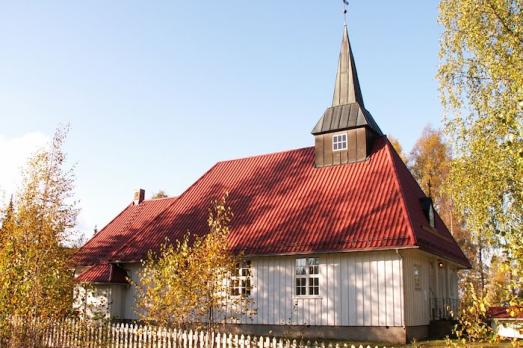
[332,134,347,151]
[231,261,251,297]
[295,257,319,296]
[420,197,436,228]
[428,205,435,228]
[413,264,422,290]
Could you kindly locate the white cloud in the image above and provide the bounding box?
[0,132,49,202]
[0,131,91,246]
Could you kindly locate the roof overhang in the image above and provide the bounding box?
[311,103,383,136]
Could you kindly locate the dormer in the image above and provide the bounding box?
[312,26,382,168]
[420,197,435,228]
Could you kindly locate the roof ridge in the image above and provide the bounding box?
[383,138,470,268]
[383,138,418,246]
[146,196,178,202]
[107,162,222,262]
[217,146,313,165]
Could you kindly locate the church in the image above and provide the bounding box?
[72,24,469,344]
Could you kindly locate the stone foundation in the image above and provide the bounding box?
[406,325,429,342]
[224,324,407,344]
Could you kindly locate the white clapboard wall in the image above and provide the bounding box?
[247,251,404,327]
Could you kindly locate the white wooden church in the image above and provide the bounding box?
[73,23,469,344]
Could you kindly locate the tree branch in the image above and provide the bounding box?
[485,0,523,45]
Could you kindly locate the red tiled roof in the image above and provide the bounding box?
[76,263,129,284]
[73,137,470,268]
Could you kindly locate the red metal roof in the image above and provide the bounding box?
[72,197,177,266]
[76,263,129,284]
[73,137,470,268]
[488,307,523,319]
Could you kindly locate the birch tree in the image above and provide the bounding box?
[136,193,254,331]
[438,0,522,250]
[438,0,522,342]
[0,128,78,346]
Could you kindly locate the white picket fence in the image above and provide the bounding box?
[5,319,395,348]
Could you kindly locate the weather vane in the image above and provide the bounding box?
[342,0,349,25]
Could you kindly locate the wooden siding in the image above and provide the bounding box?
[314,128,371,167]
[73,284,112,320]
[124,263,141,320]
[247,252,404,327]
[121,252,404,327]
[402,250,459,326]
[111,285,126,319]
[401,250,431,326]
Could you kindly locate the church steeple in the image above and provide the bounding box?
[332,25,364,107]
[311,24,383,168]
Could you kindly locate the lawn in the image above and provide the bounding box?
[315,339,518,348]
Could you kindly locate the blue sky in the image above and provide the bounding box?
[0,1,443,239]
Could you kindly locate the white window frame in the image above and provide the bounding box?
[231,261,251,297]
[295,257,320,296]
[332,133,347,151]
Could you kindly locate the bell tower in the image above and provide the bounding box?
[312,25,382,167]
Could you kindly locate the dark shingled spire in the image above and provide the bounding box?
[312,26,382,136]
[332,25,364,107]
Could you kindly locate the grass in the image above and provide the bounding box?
[399,339,517,347]
[309,338,518,347]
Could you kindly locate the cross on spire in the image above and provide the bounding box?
[342,0,349,25]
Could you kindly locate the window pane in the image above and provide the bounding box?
[307,258,319,274]
[296,258,306,275]
[307,258,319,265]
[296,277,306,295]
[308,278,319,295]
[333,134,347,151]
[233,263,240,276]
[231,279,240,296]
[242,279,251,296]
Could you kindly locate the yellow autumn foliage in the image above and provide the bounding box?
[0,128,78,347]
[438,0,522,344]
[135,193,255,331]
